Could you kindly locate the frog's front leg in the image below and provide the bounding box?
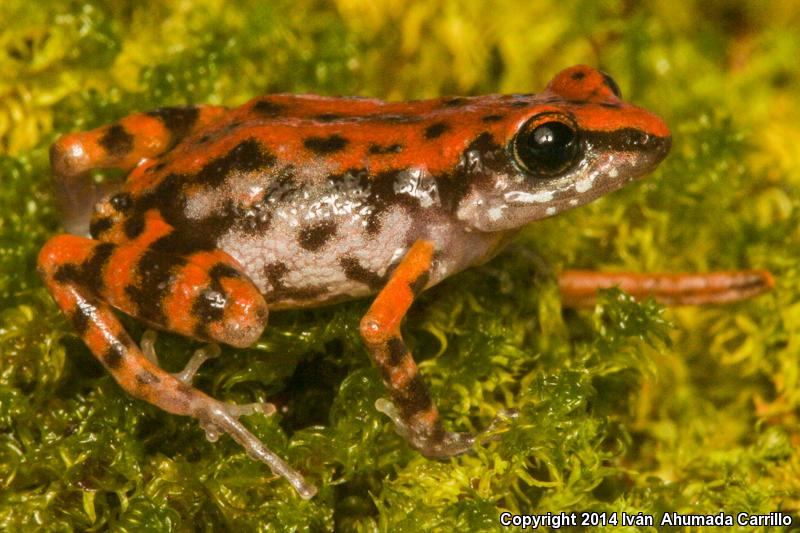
[37,231,317,499]
[51,105,226,235]
[360,240,485,457]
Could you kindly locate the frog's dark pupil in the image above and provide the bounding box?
[515,120,578,175]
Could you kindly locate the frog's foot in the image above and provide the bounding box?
[190,397,315,499]
[160,343,305,494]
[375,398,474,457]
[173,343,221,384]
[376,399,518,457]
[169,350,311,497]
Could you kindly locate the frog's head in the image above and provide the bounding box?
[456,65,671,232]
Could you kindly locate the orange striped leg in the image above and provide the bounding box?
[38,234,317,499]
[559,270,775,307]
[360,240,477,457]
[51,105,226,235]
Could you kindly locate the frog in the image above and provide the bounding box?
[38,65,773,499]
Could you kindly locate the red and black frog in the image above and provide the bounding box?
[38,65,772,498]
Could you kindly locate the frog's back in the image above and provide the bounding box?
[154,92,546,178]
[103,93,546,308]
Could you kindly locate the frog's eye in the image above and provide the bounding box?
[513,113,579,176]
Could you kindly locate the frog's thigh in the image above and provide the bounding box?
[38,234,316,498]
[39,233,268,349]
[360,240,474,457]
[51,105,226,235]
[38,233,214,415]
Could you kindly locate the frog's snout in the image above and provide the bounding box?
[640,132,672,173]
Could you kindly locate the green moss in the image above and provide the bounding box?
[1,0,798,530]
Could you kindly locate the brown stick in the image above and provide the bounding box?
[558,270,775,307]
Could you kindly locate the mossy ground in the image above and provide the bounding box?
[1,1,798,531]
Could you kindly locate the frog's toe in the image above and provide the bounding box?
[376,399,518,457]
[173,343,221,384]
[375,398,475,457]
[140,330,160,365]
[198,400,276,442]
[194,398,316,499]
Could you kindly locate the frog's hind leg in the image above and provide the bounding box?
[559,270,775,307]
[50,105,226,235]
[360,240,510,457]
[38,232,317,499]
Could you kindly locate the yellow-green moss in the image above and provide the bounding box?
[1,1,798,531]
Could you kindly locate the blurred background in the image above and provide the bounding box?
[0,1,798,530]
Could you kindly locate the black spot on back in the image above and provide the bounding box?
[368,143,403,154]
[304,134,349,154]
[253,100,285,117]
[314,113,343,122]
[424,122,449,139]
[378,114,421,124]
[99,124,134,157]
[297,220,337,251]
[481,114,505,122]
[443,97,467,107]
[146,107,200,146]
[600,102,622,109]
[339,256,385,290]
[193,138,276,187]
[571,70,586,81]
